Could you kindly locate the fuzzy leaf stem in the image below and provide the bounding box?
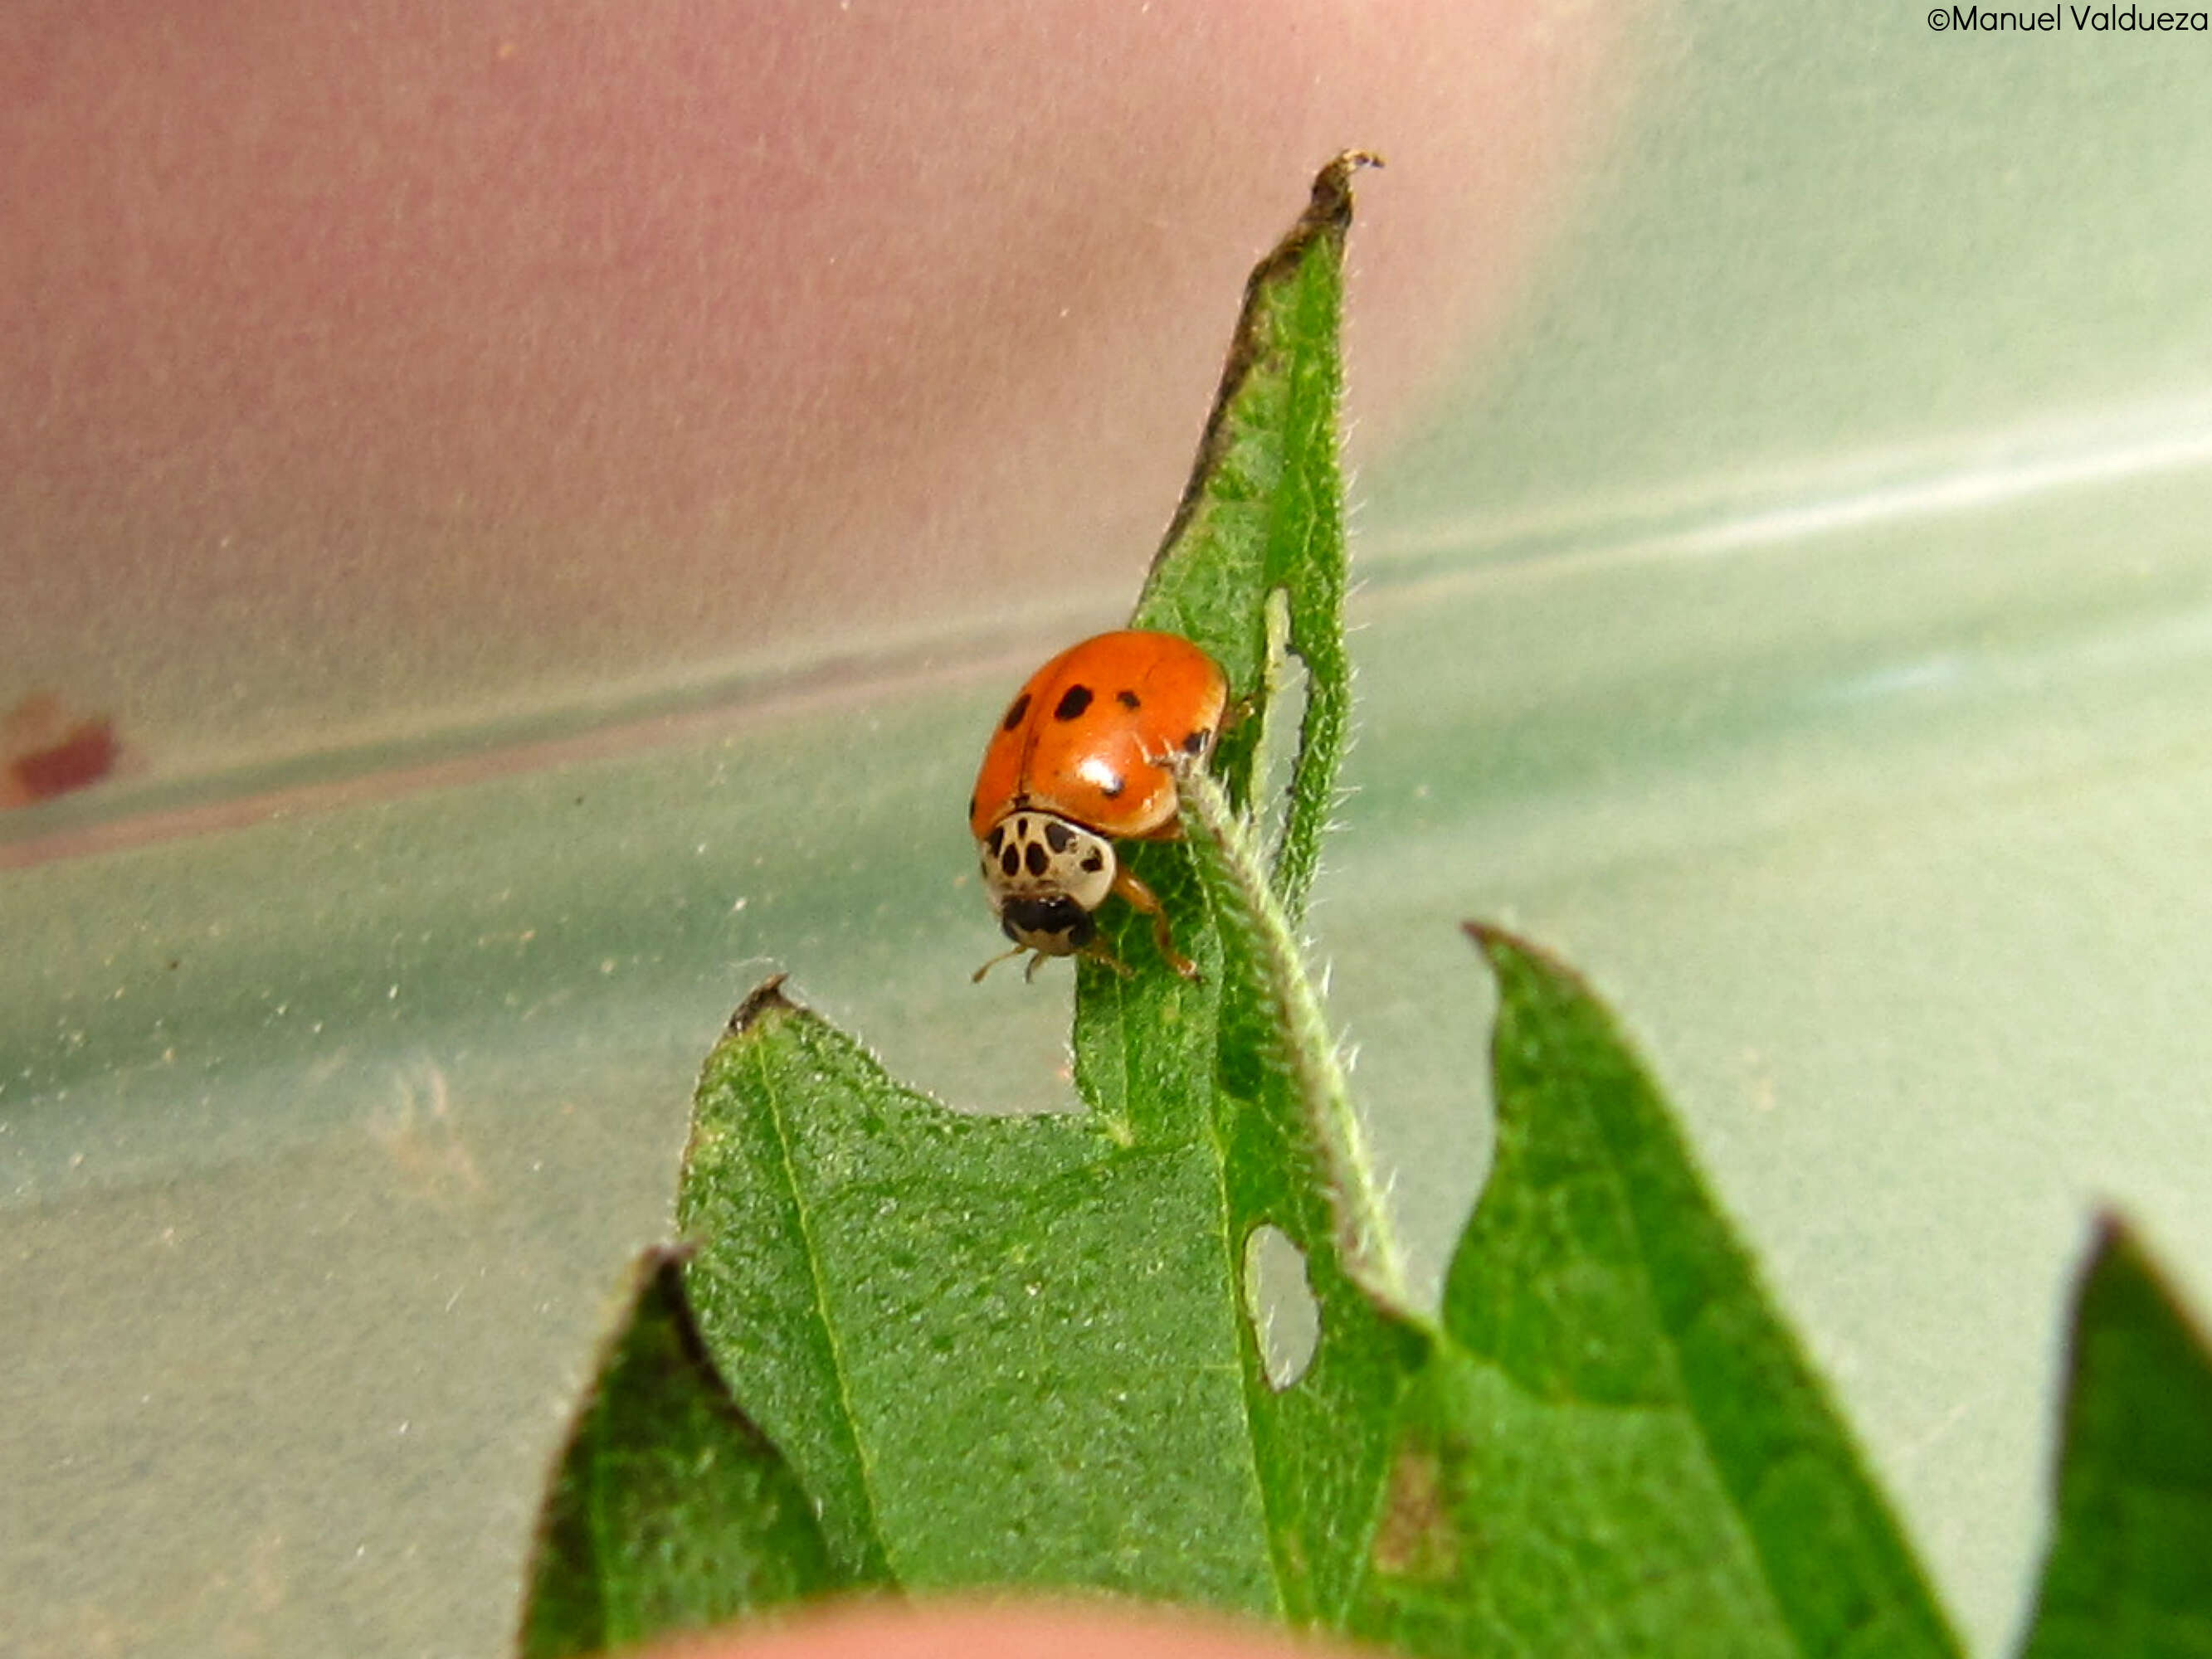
[1174,754,1423,1326]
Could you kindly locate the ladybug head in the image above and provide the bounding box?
[996,893,1096,956]
[978,809,1117,957]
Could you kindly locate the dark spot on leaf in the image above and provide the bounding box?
[1001,693,1030,732]
[1054,684,1094,722]
[1025,841,1049,877]
[1371,1442,1459,1582]
[1044,820,1074,852]
[1116,689,1141,710]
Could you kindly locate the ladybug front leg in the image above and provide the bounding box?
[1111,864,1200,981]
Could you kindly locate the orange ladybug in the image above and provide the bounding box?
[970,630,1230,981]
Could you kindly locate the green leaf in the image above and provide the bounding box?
[543,149,1987,1659]
[2022,1219,2212,1659]
[1349,926,1964,1659]
[678,977,1278,1605]
[1080,149,1415,1631]
[1129,149,1372,915]
[675,154,1419,1630]
[517,1249,840,1659]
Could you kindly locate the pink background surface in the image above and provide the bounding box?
[3,3,1623,781]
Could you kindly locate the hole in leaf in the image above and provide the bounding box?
[1241,1223,1320,1390]
[1255,631,1308,864]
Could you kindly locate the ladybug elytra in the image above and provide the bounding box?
[969,629,1230,981]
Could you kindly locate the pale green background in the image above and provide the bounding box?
[8,5,2212,1654]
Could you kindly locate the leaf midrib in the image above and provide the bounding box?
[1569,1025,1954,1659]
[750,1029,895,1579]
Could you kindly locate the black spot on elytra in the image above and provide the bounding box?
[1044,820,1074,853]
[1001,693,1030,732]
[967,793,977,822]
[1116,688,1141,710]
[1181,728,1208,755]
[1098,772,1125,799]
[1081,850,1105,873]
[1000,845,1021,878]
[1053,684,1094,722]
[1025,840,1050,877]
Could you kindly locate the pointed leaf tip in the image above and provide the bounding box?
[1236,148,1381,306]
[725,973,796,1035]
[518,1248,839,1658]
[1304,150,1384,227]
[1352,922,1963,1657]
[1462,919,1580,982]
[2024,1214,2212,1658]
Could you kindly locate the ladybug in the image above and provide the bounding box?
[970,629,1230,981]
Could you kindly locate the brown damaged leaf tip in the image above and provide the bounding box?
[641,1238,700,1272]
[1462,920,1591,991]
[1151,148,1381,577]
[1306,148,1385,228]
[726,973,796,1034]
[1252,148,1380,309]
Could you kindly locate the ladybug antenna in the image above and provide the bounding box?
[971,944,1032,985]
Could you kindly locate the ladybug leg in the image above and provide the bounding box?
[1112,864,1200,980]
[1073,940,1135,980]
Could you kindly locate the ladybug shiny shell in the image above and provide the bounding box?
[969,630,1230,980]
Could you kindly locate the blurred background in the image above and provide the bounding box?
[6,2,2212,1652]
